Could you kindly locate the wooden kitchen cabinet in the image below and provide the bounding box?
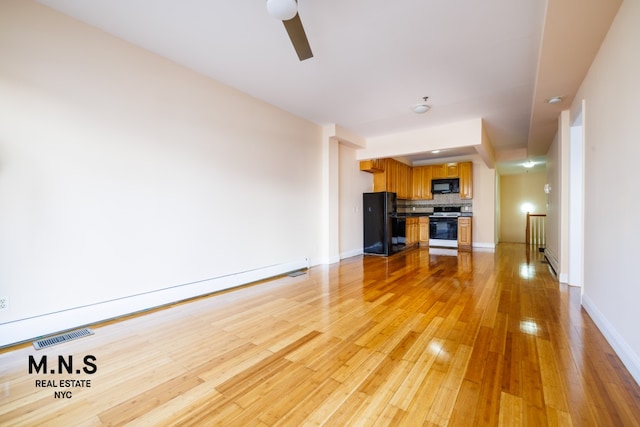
[370,158,412,199]
[419,216,429,244]
[412,167,423,199]
[411,166,433,200]
[371,158,393,193]
[422,166,433,199]
[362,158,471,201]
[359,159,384,172]
[458,161,473,200]
[458,217,472,251]
[396,162,412,199]
[431,164,444,179]
[445,163,459,178]
[385,159,397,194]
[432,163,459,179]
[406,217,420,246]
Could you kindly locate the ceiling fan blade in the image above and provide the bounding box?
[282,13,313,61]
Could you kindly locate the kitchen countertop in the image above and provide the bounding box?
[392,213,431,218]
[393,212,473,217]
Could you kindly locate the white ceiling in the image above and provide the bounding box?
[37,0,621,173]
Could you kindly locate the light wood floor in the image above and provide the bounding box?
[2,243,640,426]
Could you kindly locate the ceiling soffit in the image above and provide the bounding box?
[527,0,622,157]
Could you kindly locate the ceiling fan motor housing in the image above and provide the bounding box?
[267,0,297,21]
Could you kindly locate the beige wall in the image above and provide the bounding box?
[470,158,496,248]
[357,119,483,160]
[338,144,373,258]
[0,0,324,345]
[570,0,640,382]
[544,111,570,280]
[499,172,547,243]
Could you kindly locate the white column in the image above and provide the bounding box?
[320,126,340,264]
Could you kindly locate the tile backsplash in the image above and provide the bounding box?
[397,193,472,214]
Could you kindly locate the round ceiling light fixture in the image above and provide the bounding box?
[266,0,297,21]
[413,96,431,114]
[546,96,563,104]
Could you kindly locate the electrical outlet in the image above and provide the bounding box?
[0,296,8,311]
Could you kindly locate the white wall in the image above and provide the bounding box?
[571,0,640,384]
[470,158,496,249]
[338,144,372,259]
[544,112,570,282]
[568,112,584,288]
[0,1,323,345]
[356,119,483,160]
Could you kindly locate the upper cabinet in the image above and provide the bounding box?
[411,166,432,200]
[397,162,412,199]
[359,159,385,173]
[370,158,412,199]
[360,159,472,201]
[458,161,473,200]
[432,163,459,179]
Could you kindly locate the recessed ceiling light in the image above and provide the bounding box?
[546,96,563,104]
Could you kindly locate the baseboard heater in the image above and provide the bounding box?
[544,248,559,277]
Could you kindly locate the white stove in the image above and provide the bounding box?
[429,207,461,248]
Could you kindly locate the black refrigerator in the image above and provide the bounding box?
[363,191,403,255]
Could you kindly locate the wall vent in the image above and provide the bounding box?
[32,328,94,350]
[287,269,307,277]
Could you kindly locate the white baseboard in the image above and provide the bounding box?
[340,248,363,260]
[0,257,309,348]
[582,294,640,386]
[317,255,341,265]
[473,242,496,251]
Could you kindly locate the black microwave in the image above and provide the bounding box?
[432,178,460,194]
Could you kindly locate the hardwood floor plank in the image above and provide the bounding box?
[498,391,524,427]
[448,379,481,426]
[464,325,492,384]
[400,369,446,425]
[389,339,441,410]
[521,358,546,409]
[97,374,204,425]
[1,244,639,426]
[536,337,570,412]
[473,351,504,426]
[294,378,358,425]
[214,351,292,397]
[425,344,473,425]
[122,382,223,427]
[255,374,328,425]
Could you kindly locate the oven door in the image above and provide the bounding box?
[429,216,458,247]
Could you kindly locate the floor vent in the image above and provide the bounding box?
[33,328,94,350]
[288,269,307,277]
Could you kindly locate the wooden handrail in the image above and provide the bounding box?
[526,213,547,247]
